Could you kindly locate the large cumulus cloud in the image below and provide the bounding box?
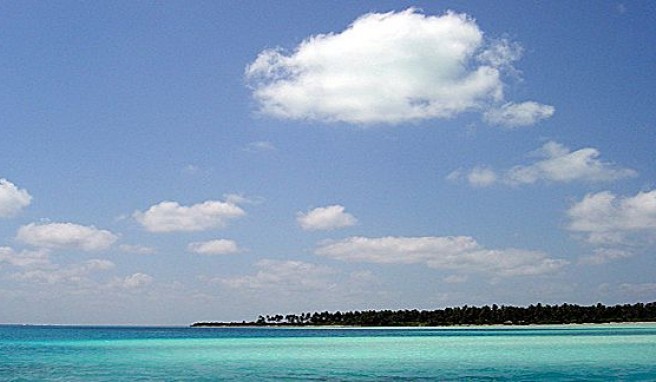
[246,9,552,125]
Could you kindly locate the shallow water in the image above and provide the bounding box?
[1,324,655,381]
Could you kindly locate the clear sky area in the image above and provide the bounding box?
[1,1,655,325]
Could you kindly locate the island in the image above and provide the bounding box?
[192,301,656,327]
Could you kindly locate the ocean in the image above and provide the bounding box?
[1,324,655,381]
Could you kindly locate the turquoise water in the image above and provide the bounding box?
[1,324,655,381]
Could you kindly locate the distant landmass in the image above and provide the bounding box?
[192,301,656,327]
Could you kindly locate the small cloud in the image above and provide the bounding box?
[187,239,240,255]
[467,166,497,187]
[578,248,633,265]
[297,205,357,231]
[483,101,554,128]
[446,169,463,183]
[447,167,497,187]
[244,141,276,153]
[182,164,212,176]
[0,178,32,218]
[133,199,245,233]
[224,193,263,205]
[477,38,523,70]
[119,244,157,255]
[16,222,118,251]
[505,141,636,185]
[450,141,636,188]
[113,272,154,289]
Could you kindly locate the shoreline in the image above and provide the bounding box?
[190,321,656,329]
[2,322,655,330]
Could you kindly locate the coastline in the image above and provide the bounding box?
[193,301,656,328]
[190,321,656,329]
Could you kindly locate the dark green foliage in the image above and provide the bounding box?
[191,301,656,327]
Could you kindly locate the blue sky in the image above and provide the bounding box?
[1,1,655,325]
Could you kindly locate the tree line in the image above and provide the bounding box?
[192,301,656,327]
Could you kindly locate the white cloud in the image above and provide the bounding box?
[3,244,117,287]
[567,190,656,245]
[578,248,633,265]
[11,259,115,285]
[119,244,157,255]
[0,247,50,268]
[0,178,32,217]
[450,141,636,187]
[484,101,555,128]
[3,243,151,290]
[16,222,118,251]
[246,9,551,125]
[224,193,263,206]
[244,141,276,153]
[112,272,154,289]
[506,141,636,185]
[315,236,567,277]
[477,38,523,69]
[211,260,387,313]
[187,239,239,255]
[297,205,357,231]
[133,199,245,233]
[467,166,498,187]
[219,259,336,292]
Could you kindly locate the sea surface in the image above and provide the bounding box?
[1,324,655,381]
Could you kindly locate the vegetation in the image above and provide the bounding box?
[192,301,656,327]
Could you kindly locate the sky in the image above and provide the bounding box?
[1,1,655,325]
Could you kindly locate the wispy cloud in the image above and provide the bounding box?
[10,259,115,285]
[449,141,636,187]
[109,273,154,289]
[219,259,337,292]
[483,101,555,128]
[244,141,276,153]
[187,239,240,255]
[620,282,656,296]
[578,248,633,265]
[316,236,567,277]
[0,247,51,268]
[447,166,497,188]
[119,244,157,255]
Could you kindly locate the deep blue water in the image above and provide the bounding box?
[1,324,655,381]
